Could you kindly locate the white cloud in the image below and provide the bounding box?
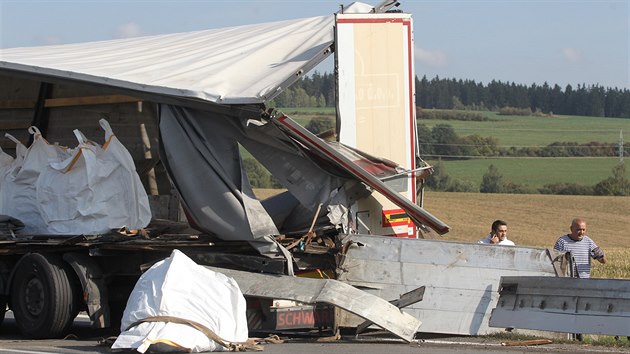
[415,47,448,68]
[114,22,144,39]
[562,47,582,63]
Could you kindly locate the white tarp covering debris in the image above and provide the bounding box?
[113,249,248,353]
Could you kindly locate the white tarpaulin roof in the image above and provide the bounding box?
[0,15,334,105]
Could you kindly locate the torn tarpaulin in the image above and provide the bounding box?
[112,249,249,353]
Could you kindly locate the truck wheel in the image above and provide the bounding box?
[10,253,80,338]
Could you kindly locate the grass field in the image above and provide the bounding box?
[279,108,630,146]
[275,108,628,190]
[427,157,628,189]
[280,107,630,147]
[278,108,334,127]
[278,108,630,146]
[418,110,630,146]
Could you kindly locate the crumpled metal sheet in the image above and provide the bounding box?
[206,266,421,342]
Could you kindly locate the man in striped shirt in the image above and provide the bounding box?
[553,218,606,278]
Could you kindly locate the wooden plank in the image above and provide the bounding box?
[501,339,553,346]
[0,95,141,110]
[0,100,34,109]
[44,95,140,107]
[0,119,32,130]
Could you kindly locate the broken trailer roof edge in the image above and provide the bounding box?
[0,14,337,106]
[273,114,450,235]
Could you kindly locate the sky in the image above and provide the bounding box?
[0,0,628,90]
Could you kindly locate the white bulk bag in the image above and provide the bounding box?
[112,249,249,353]
[0,128,70,234]
[0,145,16,174]
[0,143,20,217]
[0,142,20,186]
[36,119,151,234]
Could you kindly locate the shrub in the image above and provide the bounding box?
[460,134,499,156]
[424,160,477,192]
[593,162,629,196]
[417,109,488,121]
[305,117,334,135]
[479,164,504,193]
[497,106,532,116]
[244,158,282,189]
[538,182,594,195]
[444,179,478,192]
[503,182,534,194]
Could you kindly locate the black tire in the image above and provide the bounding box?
[10,253,80,338]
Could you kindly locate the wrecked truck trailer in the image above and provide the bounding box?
[0,1,451,340]
[0,86,445,339]
[0,0,567,343]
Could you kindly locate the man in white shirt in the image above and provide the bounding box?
[478,219,515,246]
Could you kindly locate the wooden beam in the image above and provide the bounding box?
[501,339,553,347]
[0,119,32,130]
[0,100,34,109]
[44,94,141,107]
[0,95,141,110]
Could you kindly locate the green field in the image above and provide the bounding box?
[278,108,630,147]
[277,107,335,127]
[427,157,627,189]
[418,110,630,146]
[256,108,629,190]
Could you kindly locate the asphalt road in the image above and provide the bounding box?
[0,311,627,354]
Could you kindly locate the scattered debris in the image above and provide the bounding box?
[501,339,553,346]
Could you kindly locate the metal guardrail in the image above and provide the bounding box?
[490,276,630,336]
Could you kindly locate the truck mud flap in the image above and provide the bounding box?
[206,266,421,342]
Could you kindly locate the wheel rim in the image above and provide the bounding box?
[24,277,45,317]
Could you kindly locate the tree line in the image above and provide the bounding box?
[417,76,630,118]
[272,72,630,119]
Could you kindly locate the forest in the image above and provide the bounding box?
[272,72,630,119]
